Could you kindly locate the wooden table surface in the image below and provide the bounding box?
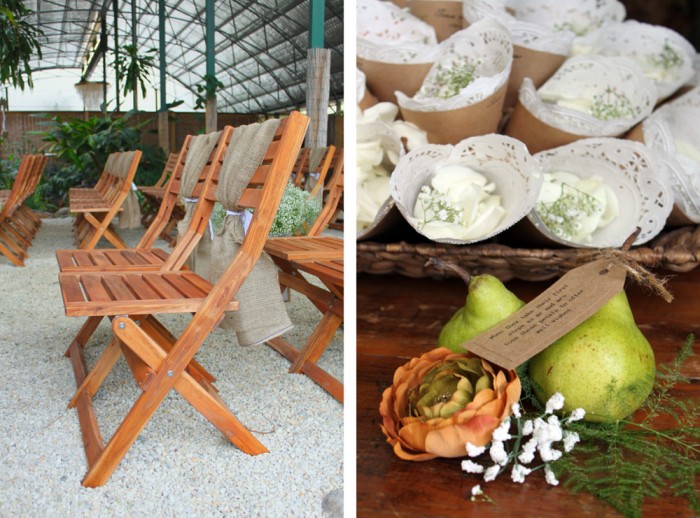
[357,267,700,517]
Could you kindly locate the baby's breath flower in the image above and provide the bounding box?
[521,419,534,436]
[568,408,586,422]
[511,403,521,418]
[545,392,565,414]
[492,420,512,442]
[539,444,563,462]
[489,441,509,466]
[544,465,559,486]
[462,460,485,474]
[518,438,538,465]
[563,431,580,453]
[466,442,487,457]
[510,464,532,483]
[483,464,501,482]
[471,484,482,497]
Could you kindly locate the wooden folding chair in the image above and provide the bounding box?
[326,148,344,231]
[0,154,48,266]
[56,128,233,274]
[265,236,344,402]
[308,148,344,237]
[69,150,142,249]
[139,151,181,230]
[291,147,311,188]
[57,112,309,486]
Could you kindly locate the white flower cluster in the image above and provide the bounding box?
[535,171,618,244]
[357,102,428,231]
[461,393,585,492]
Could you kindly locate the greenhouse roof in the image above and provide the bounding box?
[23,0,343,114]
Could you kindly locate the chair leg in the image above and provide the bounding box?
[64,316,104,357]
[69,338,122,408]
[76,316,268,487]
[289,311,343,371]
[113,317,267,454]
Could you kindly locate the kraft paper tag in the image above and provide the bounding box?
[462,259,627,369]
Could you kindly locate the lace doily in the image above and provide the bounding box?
[390,134,543,244]
[529,138,673,247]
[357,0,438,63]
[463,0,574,54]
[521,55,657,136]
[571,21,696,101]
[397,18,513,112]
[506,0,625,36]
[638,103,700,223]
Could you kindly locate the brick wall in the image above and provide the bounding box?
[1,110,344,158]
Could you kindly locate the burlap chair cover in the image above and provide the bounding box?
[209,118,293,346]
[117,152,142,229]
[304,147,328,205]
[174,130,222,271]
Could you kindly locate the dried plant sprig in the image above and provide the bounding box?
[590,86,637,120]
[416,185,464,230]
[535,183,601,240]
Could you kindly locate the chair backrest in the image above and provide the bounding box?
[309,145,337,198]
[0,154,46,218]
[308,148,344,236]
[102,151,142,207]
[157,127,234,268]
[197,112,309,311]
[292,147,311,187]
[153,152,181,188]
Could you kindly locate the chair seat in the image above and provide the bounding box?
[59,270,239,316]
[56,247,171,272]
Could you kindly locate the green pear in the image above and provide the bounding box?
[434,260,525,353]
[529,290,655,422]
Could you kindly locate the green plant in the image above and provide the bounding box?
[31,110,165,206]
[112,44,157,99]
[194,74,225,110]
[0,155,21,190]
[0,1,43,90]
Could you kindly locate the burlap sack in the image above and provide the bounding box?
[174,130,222,272]
[115,152,141,229]
[209,119,293,347]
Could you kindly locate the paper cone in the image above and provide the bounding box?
[357,57,433,105]
[409,1,464,42]
[359,86,379,111]
[506,46,566,110]
[400,83,507,144]
[389,135,543,245]
[624,121,645,143]
[526,138,673,248]
[504,99,587,154]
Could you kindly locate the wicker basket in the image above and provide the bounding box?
[357,225,700,281]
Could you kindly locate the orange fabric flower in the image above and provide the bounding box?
[379,348,521,460]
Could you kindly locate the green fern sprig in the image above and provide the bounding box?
[550,334,699,518]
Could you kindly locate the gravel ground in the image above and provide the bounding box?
[0,217,344,517]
